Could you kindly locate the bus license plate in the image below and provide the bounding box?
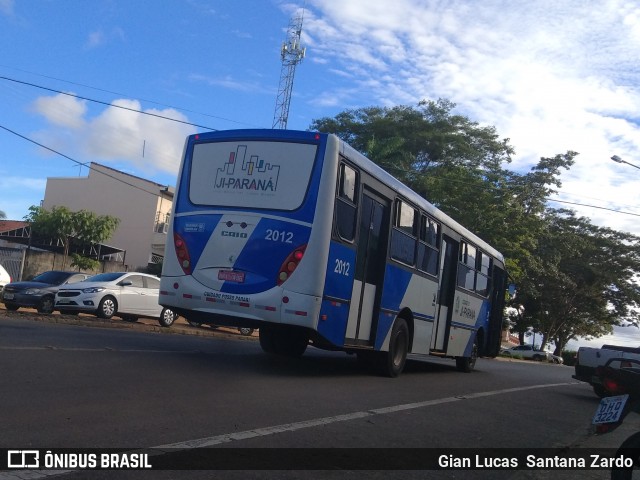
[3,293,14,300]
[218,270,245,283]
[592,394,628,424]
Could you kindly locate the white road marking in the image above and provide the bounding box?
[0,381,579,478]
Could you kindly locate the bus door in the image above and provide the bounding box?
[345,191,390,346]
[431,235,459,352]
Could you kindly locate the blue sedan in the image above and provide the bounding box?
[2,270,90,314]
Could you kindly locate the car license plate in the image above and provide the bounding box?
[57,299,71,304]
[3,293,14,300]
[218,270,245,283]
[592,394,628,424]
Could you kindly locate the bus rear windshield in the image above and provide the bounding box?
[189,140,318,211]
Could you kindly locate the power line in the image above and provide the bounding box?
[3,122,639,220]
[0,123,163,198]
[549,199,640,218]
[0,76,217,131]
[0,66,262,128]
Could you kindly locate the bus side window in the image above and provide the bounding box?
[457,241,475,290]
[475,252,492,296]
[417,214,440,276]
[335,163,358,241]
[390,200,417,266]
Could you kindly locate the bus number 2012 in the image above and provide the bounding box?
[265,229,293,243]
[334,259,351,276]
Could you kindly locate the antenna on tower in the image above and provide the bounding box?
[272,8,306,129]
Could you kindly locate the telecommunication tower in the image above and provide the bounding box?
[272,10,306,129]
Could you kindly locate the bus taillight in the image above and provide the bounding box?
[277,245,307,286]
[174,233,192,274]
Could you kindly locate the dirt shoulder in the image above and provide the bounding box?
[0,303,257,341]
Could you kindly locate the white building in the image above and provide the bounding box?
[43,162,174,271]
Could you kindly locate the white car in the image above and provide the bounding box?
[501,344,553,362]
[0,264,11,297]
[54,272,176,327]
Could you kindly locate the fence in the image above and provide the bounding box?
[0,247,124,281]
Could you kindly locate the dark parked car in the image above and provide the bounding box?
[2,270,90,314]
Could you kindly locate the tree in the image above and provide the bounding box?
[0,209,6,219]
[24,205,120,269]
[515,209,640,354]
[310,100,640,353]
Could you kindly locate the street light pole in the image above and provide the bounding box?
[611,155,640,170]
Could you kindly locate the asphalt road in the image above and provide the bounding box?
[1,307,639,480]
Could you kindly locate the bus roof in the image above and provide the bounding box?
[187,129,505,264]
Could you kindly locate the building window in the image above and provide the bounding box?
[155,212,170,234]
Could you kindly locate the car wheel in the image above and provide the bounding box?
[612,431,640,480]
[159,307,176,327]
[97,296,117,319]
[238,327,254,336]
[375,318,409,377]
[532,354,543,361]
[4,304,19,311]
[37,295,55,314]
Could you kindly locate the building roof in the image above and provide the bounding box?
[0,220,125,260]
[0,220,28,233]
[87,162,175,198]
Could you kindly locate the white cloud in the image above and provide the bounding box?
[31,93,87,129]
[30,94,196,175]
[84,27,125,49]
[302,0,640,234]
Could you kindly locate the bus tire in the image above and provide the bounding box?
[259,327,277,354]
[274,328,308,357]
[456,336,478,373]
[376,318,409,378]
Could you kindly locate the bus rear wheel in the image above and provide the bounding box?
[260,326,308,358]
[376,318,409,378]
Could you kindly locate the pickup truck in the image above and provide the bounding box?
[573,344,640,397]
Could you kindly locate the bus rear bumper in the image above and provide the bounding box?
[159,279,321,330]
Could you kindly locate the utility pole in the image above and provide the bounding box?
[272,10,306,129]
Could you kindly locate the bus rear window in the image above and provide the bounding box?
[189,141,318,210]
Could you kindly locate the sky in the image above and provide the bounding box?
[1,0,639,347]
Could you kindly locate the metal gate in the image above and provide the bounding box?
[0,246,25,282]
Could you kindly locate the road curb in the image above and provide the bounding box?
[0,306,258,341]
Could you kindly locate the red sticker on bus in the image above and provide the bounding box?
[218,270,246,283]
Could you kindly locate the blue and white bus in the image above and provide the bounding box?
[160,129,507,377]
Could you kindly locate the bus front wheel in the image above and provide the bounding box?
[376,318,409,378]
[456,336,478,373]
